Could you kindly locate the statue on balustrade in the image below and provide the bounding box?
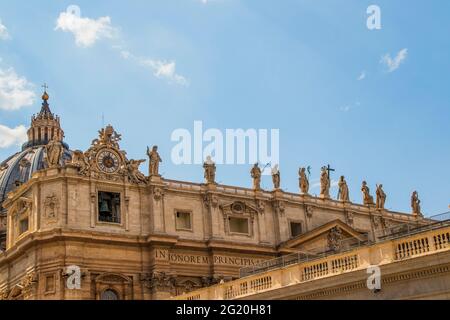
[337,176,349,202]
[376,184,387,210]
[299,167,309,194]
[411,191,422,217]
[361,181,374,205]
[271,165,281,190]
[147,145,162,176]
[251,163,262,190]
[320,167,330,198]
[203,156,216,184]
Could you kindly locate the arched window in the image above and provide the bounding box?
[100,289,119,300]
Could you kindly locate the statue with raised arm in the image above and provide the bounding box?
[320,166,330,198]
[203,156,216,184]
[147,146,162,176]
[361,181,374,205]
[45,134,63,168]
[299,167,309,194]
[411,191,422,217]
[337,176,349,202]
[376,184,387,210]
[251,163,262,190]
[272,165,281,190]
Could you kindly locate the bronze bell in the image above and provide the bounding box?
[99,199,110,213]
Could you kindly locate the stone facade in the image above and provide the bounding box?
[0,93,431,300]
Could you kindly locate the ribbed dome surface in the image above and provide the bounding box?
[0,145,71,213]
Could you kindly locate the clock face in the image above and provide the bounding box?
[97,149,121,173]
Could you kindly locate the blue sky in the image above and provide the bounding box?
[0,0,449,216]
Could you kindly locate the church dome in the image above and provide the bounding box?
[0,89,70,214]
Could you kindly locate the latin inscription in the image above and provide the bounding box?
[155,249,267,266]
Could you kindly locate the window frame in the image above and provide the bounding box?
[96,189,124,227]
[174,210,193,232]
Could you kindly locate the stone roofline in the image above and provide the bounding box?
[3,166,430,226]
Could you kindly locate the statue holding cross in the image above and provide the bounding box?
[320,166,331,198]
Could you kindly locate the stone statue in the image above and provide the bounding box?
[320,167,330,198]
[299,167,309,194]
[45,134,63,168]
[147,146,162,176]
[411,191,422,217]
[203,156,216,184]
[251,163,262,190]
[376,184,387,210]
[361,181,374,205]
[337,176,349,202]
[70,150,89,175]
[126,159,147,184]
[271,165,281,190]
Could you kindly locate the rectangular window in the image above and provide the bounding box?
[19,218,29,235]
[175,211,192,231]
[98,191,121,224]
[290,222,303,238]
[229,217,249,234]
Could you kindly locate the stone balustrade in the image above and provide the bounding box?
[173,223,450,300]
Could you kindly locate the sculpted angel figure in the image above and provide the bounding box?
[126,159,147,184]
[147,146,162,176]
[45,135,63,168]
[70,150,89,175]
[299,167,309,194]
[251,163,262,190]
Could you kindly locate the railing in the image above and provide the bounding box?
[174,223,450,300]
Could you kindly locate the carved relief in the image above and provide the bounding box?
[256,199,265,214]
[220,201,258,218]
[145,272,176,293]
[305,205,314,218]
[345,211,354,225]
[153,187,164,201]
[203,193,219,208]
[44,194,59,221]
[272,200,285,216]
[327,226,343,252]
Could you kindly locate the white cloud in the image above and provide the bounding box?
[117,50,189,86]
[55,11,115,47]
[0,67,36,110]
[381,48,408,72]
[140,59,189,86]
[357,71,366,81]
[0,19,10,40]
[0,124,28,148]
